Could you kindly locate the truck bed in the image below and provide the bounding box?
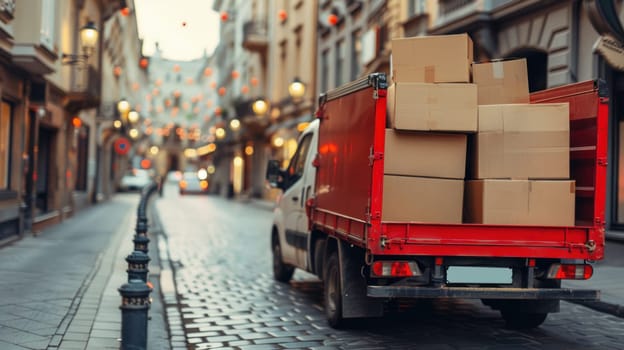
[311,77,606,262]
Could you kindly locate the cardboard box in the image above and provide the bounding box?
[384,129,467,179]
[464,179,575,226]
[474,103,570,179]
[389,83,478,132]
[391,34,473,83]
[472,59,530,105]
[383,175,464,223]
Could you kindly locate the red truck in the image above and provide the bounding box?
[266,73,607,328]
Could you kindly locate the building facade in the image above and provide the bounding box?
[0,0,130,244]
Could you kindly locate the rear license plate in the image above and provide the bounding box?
[446,266,513,284]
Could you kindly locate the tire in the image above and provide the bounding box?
[272,234,294,283]
[324,252,344,328]
[501,311,548,329]
[313,239,326,279]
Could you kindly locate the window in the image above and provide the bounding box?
[351,30,361,81]
[335,39,345,87]
[284,133,313,189]
[408,0,427,16]
[0,101,12,190]
[321,50,329,93]
[40,0,56,50]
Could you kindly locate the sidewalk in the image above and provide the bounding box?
[0,194,171,350]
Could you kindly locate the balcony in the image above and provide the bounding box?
[431,0,515,34]
[65,66,101,112]
[242,20,268,54]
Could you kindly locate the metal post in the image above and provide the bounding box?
[126,250,150,282]
[118,280,151,350]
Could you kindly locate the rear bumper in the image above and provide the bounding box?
[367,286,600,301]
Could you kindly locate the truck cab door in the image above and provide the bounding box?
[280,132,315,269]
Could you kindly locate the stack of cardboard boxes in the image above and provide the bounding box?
[384,34,476,223]
[386,34,575,226]
[466,59,575,226]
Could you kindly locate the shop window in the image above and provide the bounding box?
[0,101,12,190]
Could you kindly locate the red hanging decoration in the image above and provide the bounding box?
[241,85,249,94]
[139,57,149,69]
[204,67,212,76]
[218,87,226,96]
[231,70,239,79]
[210,81,217,89]
[120,7,130,16]
[328,13,339,26]
[220,11,229,22]
[250,77,259,86]
[215,107,222,116]
[113,66,122,77]
[173,64,181,72]
[278,9,287,22]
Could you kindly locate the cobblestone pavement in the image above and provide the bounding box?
[156,190,624,350]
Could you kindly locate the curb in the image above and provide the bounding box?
[568,300,624,318]
[606,231,624,242]
[152,199,188,349]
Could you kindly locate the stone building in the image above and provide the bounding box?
[0,0,128,244]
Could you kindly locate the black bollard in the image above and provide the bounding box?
[126,250,150,282]
[119,279,151,350]
[135,216,148,237]
[133,234,150,254]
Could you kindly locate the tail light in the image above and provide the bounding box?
[179,180,187,189]
[546,264,593,280]
[371,261,421,278]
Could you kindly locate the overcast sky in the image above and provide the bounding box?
[134,0,220,61]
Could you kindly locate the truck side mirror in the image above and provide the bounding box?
[266,160,283,188]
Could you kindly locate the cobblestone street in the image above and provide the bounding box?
[155,187,624,350]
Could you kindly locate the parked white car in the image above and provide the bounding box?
[119,169,152,192]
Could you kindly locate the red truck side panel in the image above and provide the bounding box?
[315,86,379,226]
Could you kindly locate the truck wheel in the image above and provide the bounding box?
[313,239,326,279]
[324,252,344,328]
[272,235,294,283]
[501,311,548,329]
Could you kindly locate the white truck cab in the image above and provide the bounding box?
[267,119,320,281]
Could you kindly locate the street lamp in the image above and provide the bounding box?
[62,21,99,65]
[252,98,268,116]
[129,128,140,139]
[117,99,130,121]
[230,119,241,131]
[288,77,305,100]
[128,110,140,124]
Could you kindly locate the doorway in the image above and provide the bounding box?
[35,127,55,215]
[507,48,548,92]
